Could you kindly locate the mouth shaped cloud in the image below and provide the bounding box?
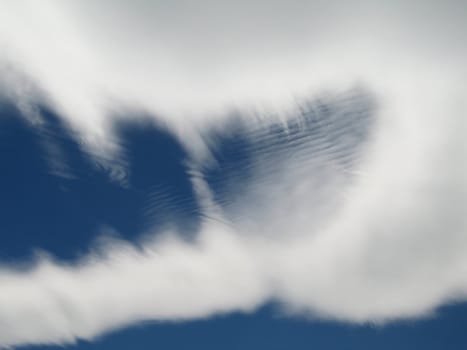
[0,0,467,348]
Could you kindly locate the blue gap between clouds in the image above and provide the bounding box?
[0,103,199,262]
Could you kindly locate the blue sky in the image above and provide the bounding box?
[1,1,467,349]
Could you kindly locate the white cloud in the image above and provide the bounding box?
[0,0,467,348]
[1,0,464,152]
[0,224,268,347]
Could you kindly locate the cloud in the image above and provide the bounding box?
[0,0,467,348]
[0,224,268,347]
[1,0,465,153]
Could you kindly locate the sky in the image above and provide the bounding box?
[0,0,467,349]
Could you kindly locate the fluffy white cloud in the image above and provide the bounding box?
[0,0,467,348]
